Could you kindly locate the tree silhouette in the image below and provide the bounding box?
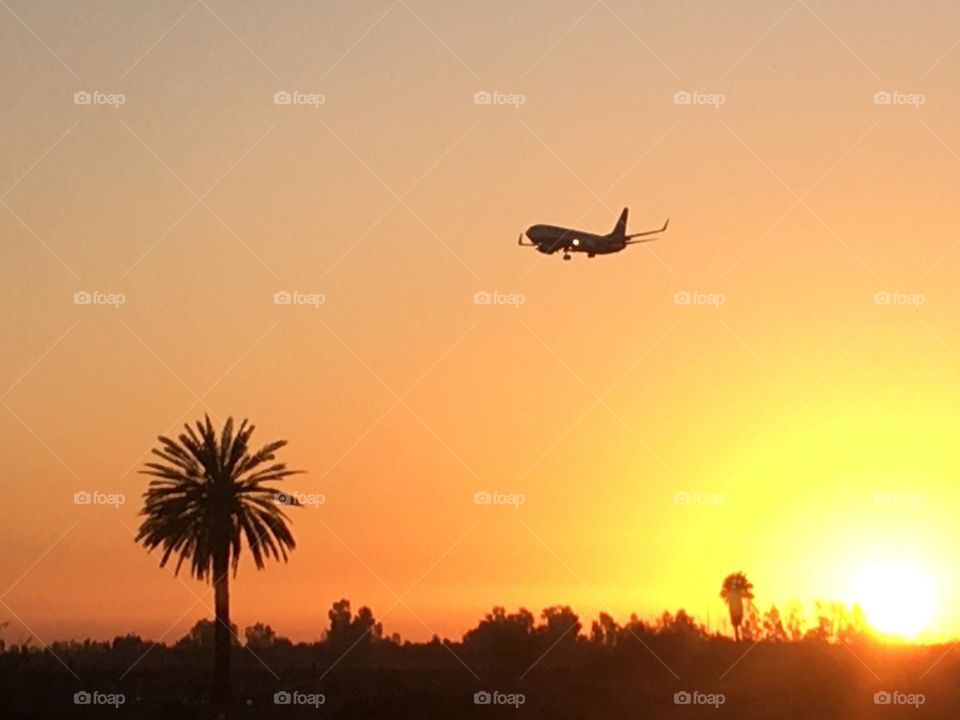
[244,623,283,650]
[325,599,383,651]
[590,612,619,646]
[537,606,581,646]
[462,607,535,660]
[720,572,754,641]
[175,618,239,649]
[761,605,788,642]
[658,609,709,641]
[135,416,301,704]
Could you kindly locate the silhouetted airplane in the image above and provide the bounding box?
[518,208,669,260]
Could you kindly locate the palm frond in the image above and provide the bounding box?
[135,416,303,581]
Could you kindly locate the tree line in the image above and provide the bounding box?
[4,415,869,710]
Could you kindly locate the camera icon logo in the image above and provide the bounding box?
[74,491,92,505]
[473,291,491,305]
[74,91,92,105]
[473,91,492,105]
[674,691,692,705]
[273,91,292,105]
[873,291,891,305]
[74,291,92,305]
[474,691,492,705]
[473,491,492,505]
[673,491,691,505]
[873,91,892,105]
[874,691,891,705]
[673,91,692,105]
[274,290,292,305]
[74,691,92,705]
[274,691,292,705]
[673,290,691,305]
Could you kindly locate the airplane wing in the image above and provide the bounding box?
[537,240,568,254]
[518,232,576,254]
[624,219,669,243]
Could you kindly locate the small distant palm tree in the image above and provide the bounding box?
[720,572,754,641]
[135,416,302,704]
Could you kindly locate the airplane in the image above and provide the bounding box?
[518,207,669,260]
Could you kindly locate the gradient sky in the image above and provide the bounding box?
[3,0,960,645]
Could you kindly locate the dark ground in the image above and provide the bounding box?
[2,639,957,719]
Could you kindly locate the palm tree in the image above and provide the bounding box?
[720,572,754,641]
[135,416,302,704]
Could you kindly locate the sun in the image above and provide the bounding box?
[848,561,937,639]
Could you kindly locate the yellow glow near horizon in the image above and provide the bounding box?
[849,562,937,639]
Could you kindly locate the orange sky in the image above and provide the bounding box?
[3,0,960,645]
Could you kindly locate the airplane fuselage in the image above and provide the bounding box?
[525,225,624,256]
[518,208,668,260]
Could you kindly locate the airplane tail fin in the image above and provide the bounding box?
[613,207,629,239]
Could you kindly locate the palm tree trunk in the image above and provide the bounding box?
[213,553,232,706]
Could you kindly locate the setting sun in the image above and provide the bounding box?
[849,561,938,639]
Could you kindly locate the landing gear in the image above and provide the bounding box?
[563,253,571,261]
